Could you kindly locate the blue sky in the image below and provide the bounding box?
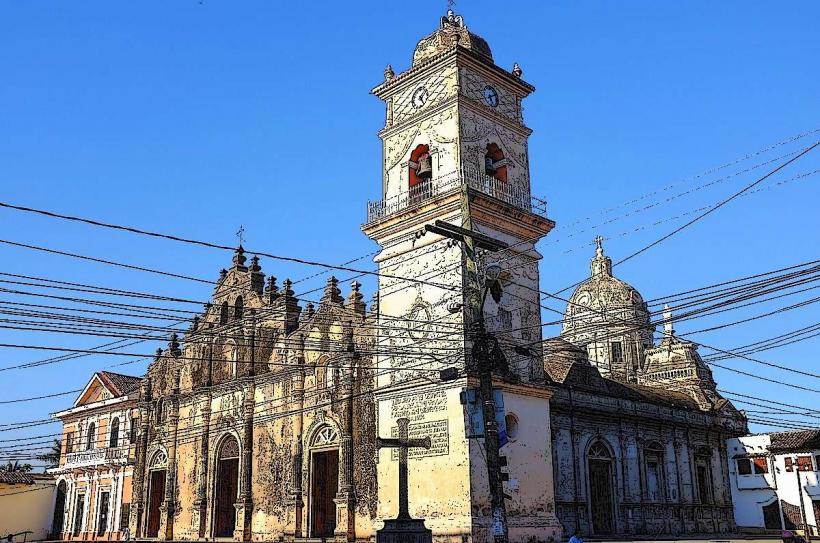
[1,1,818,459]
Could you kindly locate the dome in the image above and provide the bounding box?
[561,238,654,349]
[412,10,493,67]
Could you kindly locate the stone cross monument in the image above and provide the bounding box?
[376,417,432,543]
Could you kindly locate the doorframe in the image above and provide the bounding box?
[308,446,340,538]
[145,468,167,538]
[585,439,617,535]
[210,432,242,540]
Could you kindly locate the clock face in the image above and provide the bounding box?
[412,86,429,109]
[483,85,499,107]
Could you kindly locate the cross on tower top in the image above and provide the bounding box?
[236,225,246,247]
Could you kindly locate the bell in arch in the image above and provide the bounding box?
[416,152,433,179]
[485,155,497,176]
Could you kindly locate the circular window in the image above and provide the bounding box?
[505,413,519,440]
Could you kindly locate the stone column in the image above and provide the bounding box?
[335,335,357,542]
[235,325,255,543]
[160,365,180,541]
[131,380,151,538]
[289,337,306,538]
[234,384,255,541]
[193,340,214,538]
[193,396,211,538]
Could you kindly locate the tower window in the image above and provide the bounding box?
[610,341,623,366]
[484,143,507,183]
[409,144,433,188]
[234,296,243,320]
[220,301,229,324]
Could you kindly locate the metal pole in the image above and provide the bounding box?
[460,181,509,543]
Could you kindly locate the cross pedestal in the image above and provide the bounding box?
[376,417,433,543]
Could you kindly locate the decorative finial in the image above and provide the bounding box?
[384,64,395,81]
[155,348,163,360]
[249,255,261,272]
[347,281,366,316]
[192,315,200,331]
[303,302,315,320]
[266,276,279,302]
[219,268,227,281]
[168,333,181,357]
[663,304,675,337]
[512,62,523,78]
[323,276,343,304]
[595,235,604,256]
[282,278,294,297]
[232,245,247,268]
[590,236,612,277]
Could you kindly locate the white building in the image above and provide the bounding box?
[728,430,820,534]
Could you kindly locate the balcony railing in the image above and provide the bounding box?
[365,167,548,224]
[64,445,129,468]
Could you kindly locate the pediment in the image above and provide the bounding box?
[73,374,117,407]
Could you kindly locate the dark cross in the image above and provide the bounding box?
[236,225,245,247]
[377,417,431,520]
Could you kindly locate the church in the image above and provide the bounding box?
[50,10,748,542]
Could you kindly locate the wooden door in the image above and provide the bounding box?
[214,458,239,537]
[589,459,614,534]
[52,481,66,537]
[146,470,166,538]
[311,450,339,538]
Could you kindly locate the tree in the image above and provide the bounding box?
[36,439,62,468]
[0,460,33,472]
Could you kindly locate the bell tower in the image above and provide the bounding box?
[363,10,560,543]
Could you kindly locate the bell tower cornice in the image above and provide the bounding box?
[371,45,534,100]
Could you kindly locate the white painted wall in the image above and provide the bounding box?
[728,434,820,532]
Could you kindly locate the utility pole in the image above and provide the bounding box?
[423,183,511,543]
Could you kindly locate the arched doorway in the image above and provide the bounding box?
[587,441,614,535]
[146,450,168,538]
[484,143,508,182]
[309,425,340,539]
[407,144,433,191]
[52,480,67,537]
[213,436,240,538]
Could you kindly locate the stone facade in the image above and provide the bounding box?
[127,255,378,541]
[548,242,749,537]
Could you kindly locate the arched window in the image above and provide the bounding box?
[587,440,614,534]
[316,356,329,389]
[644,441,664,501]
[109,418,120,448]
[484,143,508,182]
[220,301,229,324]
[695,447,714,504]
[86,422,96,451]
[234,296,243,320]
[504,413,519,440]
[409,144,433,188]
[224,341,238,378]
